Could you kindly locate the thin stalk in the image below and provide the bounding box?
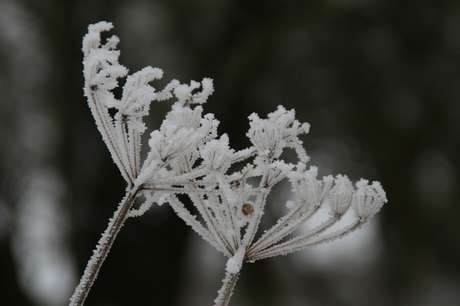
[213,271,240,306]
[87,89,132,185]
[247,202,319,256]
[248,219,365,262]
[69,186,141,306]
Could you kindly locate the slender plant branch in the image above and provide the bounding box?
[69,186,142,306]
[214,271,240,306]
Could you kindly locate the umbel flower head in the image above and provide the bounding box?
[72,21,388,306]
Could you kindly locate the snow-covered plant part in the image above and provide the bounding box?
[70,21,214,306]
[70,21,387,306]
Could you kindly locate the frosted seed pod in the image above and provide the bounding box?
[242,203,254,216]
[330,175,353,217]
[247,116,283,159]
[353,180,387,220]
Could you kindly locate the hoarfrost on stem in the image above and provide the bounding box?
[71,21,388,306]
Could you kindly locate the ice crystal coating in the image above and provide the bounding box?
[72,21,388,306]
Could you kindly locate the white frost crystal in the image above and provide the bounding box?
[225,247,246,274]
[72,21,388,306]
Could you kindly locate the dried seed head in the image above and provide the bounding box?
[242,203,254,216]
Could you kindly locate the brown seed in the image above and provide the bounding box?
[242,203,254,216]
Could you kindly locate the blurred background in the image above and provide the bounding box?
[1,0,460,305]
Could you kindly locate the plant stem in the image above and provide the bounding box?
[69,187,141,306]
[213,271,240,306]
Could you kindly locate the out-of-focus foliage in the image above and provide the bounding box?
[1,0,459,305]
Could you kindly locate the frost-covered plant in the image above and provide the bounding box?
[70,21,387,306]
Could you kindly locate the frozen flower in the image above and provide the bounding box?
[73,21,388,306]
[108,67,163,132]
[353,179,387,220]
[288,165,333,210]
[247,115,283,159]
[263,160,294,188]
[330,175,354,217]
[200,134,235,172]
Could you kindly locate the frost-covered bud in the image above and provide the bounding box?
[199,113,219,141]
[117,67,163,110]
[115,67,163,113]
[353,179,387,220]
[264,161,294,187]
[109,67,163,132]
[86,50,128,91]
[288,165,333,210]
[266,106,310,163]
[148,123,201,161]
[83,22,128,92]
[329,175,354,217]
[149,104,218,162]
[200,134,234,172]
[247,114,283,159]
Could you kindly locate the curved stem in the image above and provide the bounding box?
[213,271,240,306]
[69,187,141,306]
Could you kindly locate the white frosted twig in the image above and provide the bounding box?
[188,191,234,255]
[239,158,277,249]
[248,214,341,261]
[113,112,135,181]
[130,127,141,177]
[207,191,237,251]
[249,219,365,261]
[167,194,231,257]
[213,271,240,306]
[141,166,209,186]
[214,175,240,250]
[180,156,236,255]
[86,90,133,184]
[240,191,269,248]
[83,23,134,185]
[69,187,141,306]
[247,200,321,257]
[251,174,355,255]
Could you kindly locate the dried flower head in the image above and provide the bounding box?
[71,21,387,306]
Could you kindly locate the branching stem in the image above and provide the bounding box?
[69,186,142,306]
